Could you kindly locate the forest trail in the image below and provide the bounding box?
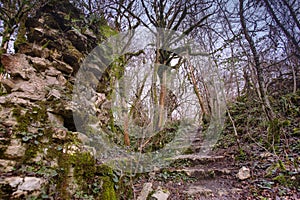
[134,145,245,199]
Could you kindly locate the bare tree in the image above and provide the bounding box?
[239,0,275,121]
[0,0,46,54]
[261,0,300,59]
[111,0,214,129]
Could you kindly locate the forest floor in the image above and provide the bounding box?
[133,144,299,199]
[131,92,300,200]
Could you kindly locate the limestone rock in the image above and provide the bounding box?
[7,91,45,101]
[19,43,50,58]
[63,144,80,155]
[66,29,88,52]
[28,56,51,71]
[0,159,17,172]
[52,128,67,140]
[53,59,73,74]
[45,76,61,86]
[11,190,28,198]
[0,96,33,107]
[4,139,26,159]
[0,78,15,93]
[45,67,63,77]
[2,177,23,188]
[76,132,89,144]
[47,89,61,100]
[18,177,45,191]
[1,54,35,80]
[137,182,153,200]
[237,166,251,180]
[47,112,64,127]
[151,187,170,200]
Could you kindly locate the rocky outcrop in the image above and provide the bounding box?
[0,1,118,199]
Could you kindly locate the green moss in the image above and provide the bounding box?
[273,174,288,185]
[101,176,117,200]
[56,152,72,199]
[267,118,281,147]
[100,25,118,38]
[12,103,48,133]
[23,144,38,163]
[42,40,50,49]
[96,164,113,176]
[71,152,96,184]
[12,107,30,132]
[96,165,118,200]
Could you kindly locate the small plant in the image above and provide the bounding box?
[20,131,43,144]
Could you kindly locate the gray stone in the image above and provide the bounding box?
[0,159,16,172]
[4,139,26,159]
[1,54,35,80]
[137,182,153,200]
[47,112,64,127]
[4,177,23,188]
[45,67,62,77]
[47,89,61,100]
[18,177,45,191]
[237,166,250,180]
[28,56,50,71]
[53,59,73,74]
[52,128,67,140]
[151,187,170,200]
[76,132,89,143]
[0,79,15,92]
[83,145,96,157]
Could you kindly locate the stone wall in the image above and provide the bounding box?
[0,1,117,199]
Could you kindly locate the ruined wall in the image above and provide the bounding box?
[0,1,118,199]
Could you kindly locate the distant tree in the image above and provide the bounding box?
[111,0,214,129]
[261,0,300,59]
[0,0,48,72]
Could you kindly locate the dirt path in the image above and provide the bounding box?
[134,151,246,199]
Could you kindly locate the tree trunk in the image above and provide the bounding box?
[239,0,275,121]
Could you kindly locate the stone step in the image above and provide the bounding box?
[170,154,225,165]
[168,167,232,179]
[183,185,242,199]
